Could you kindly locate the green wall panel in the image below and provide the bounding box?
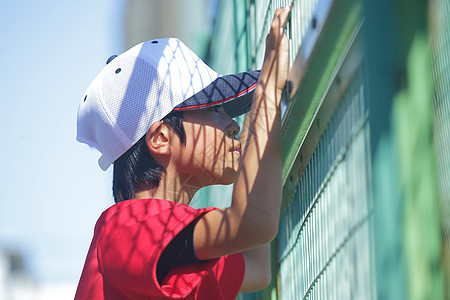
[203,0,447,299]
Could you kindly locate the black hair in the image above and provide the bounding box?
[112,110,186,203]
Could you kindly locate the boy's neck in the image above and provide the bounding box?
[134,172,200,205]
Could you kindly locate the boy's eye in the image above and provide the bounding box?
[208,105,221,112]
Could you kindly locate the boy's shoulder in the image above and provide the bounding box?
[95,198,216,236]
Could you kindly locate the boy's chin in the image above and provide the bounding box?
[208,169,237,186]
[220,170,238,185]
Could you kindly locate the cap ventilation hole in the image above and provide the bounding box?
[151,40,158,44]
[115,68,121,74]
[83,95,87,102]
[106,55,117,65]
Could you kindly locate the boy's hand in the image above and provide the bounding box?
[259,5,291,105]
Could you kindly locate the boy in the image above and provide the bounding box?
[75,6,291,299]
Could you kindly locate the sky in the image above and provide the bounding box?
[0,0,126,284]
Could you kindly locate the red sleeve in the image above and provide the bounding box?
[97,198,216,299]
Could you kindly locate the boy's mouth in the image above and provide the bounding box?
[230,144,241,155]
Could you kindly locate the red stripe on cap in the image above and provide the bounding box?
[173,82,258,111]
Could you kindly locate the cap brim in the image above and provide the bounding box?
[173,70,260,118]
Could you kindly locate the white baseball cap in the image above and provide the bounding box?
[77,38,259,171]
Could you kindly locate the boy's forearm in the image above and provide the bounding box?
[194,87,283,259]
[194,6,290,260]
[240,243,272,292]
[230,6,290,245]
[231,85,283,238]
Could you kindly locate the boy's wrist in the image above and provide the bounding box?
[254,80,284,106]
[249,85,282,119]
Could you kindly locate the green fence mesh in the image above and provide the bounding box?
[278,65,374,299]
[430,0,450,288]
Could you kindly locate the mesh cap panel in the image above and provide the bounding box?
[101,56,175,153]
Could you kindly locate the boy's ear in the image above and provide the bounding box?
[145,121,172,155]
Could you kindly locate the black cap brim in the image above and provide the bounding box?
[173,70,260,118]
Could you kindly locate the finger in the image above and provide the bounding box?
[273,5,291,30]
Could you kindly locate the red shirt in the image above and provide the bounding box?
[75,198,245,299]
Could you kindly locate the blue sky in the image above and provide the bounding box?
[0,0,125,283]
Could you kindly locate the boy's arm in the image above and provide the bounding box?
[194,5,290,261]
[240,244,272,292]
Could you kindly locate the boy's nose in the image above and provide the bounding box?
[227,120,241,138]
